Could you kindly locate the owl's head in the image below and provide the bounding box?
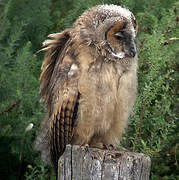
[73,4,138,62]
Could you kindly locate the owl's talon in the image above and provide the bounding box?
[84,143,89,148]
[109,144,115,150]
[90,142,106,149]
[102,144,115,150]
[81,143,90,153]
[103,144,108,150]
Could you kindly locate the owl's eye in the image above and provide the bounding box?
[114,32,123,40]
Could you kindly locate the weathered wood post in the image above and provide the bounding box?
[58,145,151,180]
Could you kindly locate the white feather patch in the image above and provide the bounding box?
[100,4,132,20]
[112,52,125,59]
[68,64,78,76]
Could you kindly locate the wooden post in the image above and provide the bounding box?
[58,145,151,180]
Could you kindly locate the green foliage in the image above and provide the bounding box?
[0,0,178,179]
[121,0,179,179]
[24,163,56,180]
[0,0,54,179]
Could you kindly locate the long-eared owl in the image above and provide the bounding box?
[34,4,138,173]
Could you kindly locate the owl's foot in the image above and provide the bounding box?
[111,145,129,152]
[90,142,107,150]
[90,143,116,150]
[102,144,129,152]
[103,144,114,150]
[80,143,90,153]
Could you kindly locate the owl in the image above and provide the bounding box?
[34,4,138,174]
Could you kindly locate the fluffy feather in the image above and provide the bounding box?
[34,4,138,176]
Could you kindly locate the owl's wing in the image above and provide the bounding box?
[35,30,80,171]
[50,70,79,172]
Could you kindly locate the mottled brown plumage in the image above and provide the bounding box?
[34,4,138,174]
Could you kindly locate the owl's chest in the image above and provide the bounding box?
[77,62,124,131]
[78,62,124,99]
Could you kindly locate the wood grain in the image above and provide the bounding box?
[58,145,151,180]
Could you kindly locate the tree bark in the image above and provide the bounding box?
[58,145,151,180]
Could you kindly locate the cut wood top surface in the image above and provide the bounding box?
[58,145,151,180]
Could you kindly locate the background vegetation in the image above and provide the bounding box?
[0,0,178,179]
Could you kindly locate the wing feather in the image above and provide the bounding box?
[39,29,71,105]
[50,83,79,172]
[35,29,80,173]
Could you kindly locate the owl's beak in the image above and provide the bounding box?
[124,38,136,58]
[130,46,136,57]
